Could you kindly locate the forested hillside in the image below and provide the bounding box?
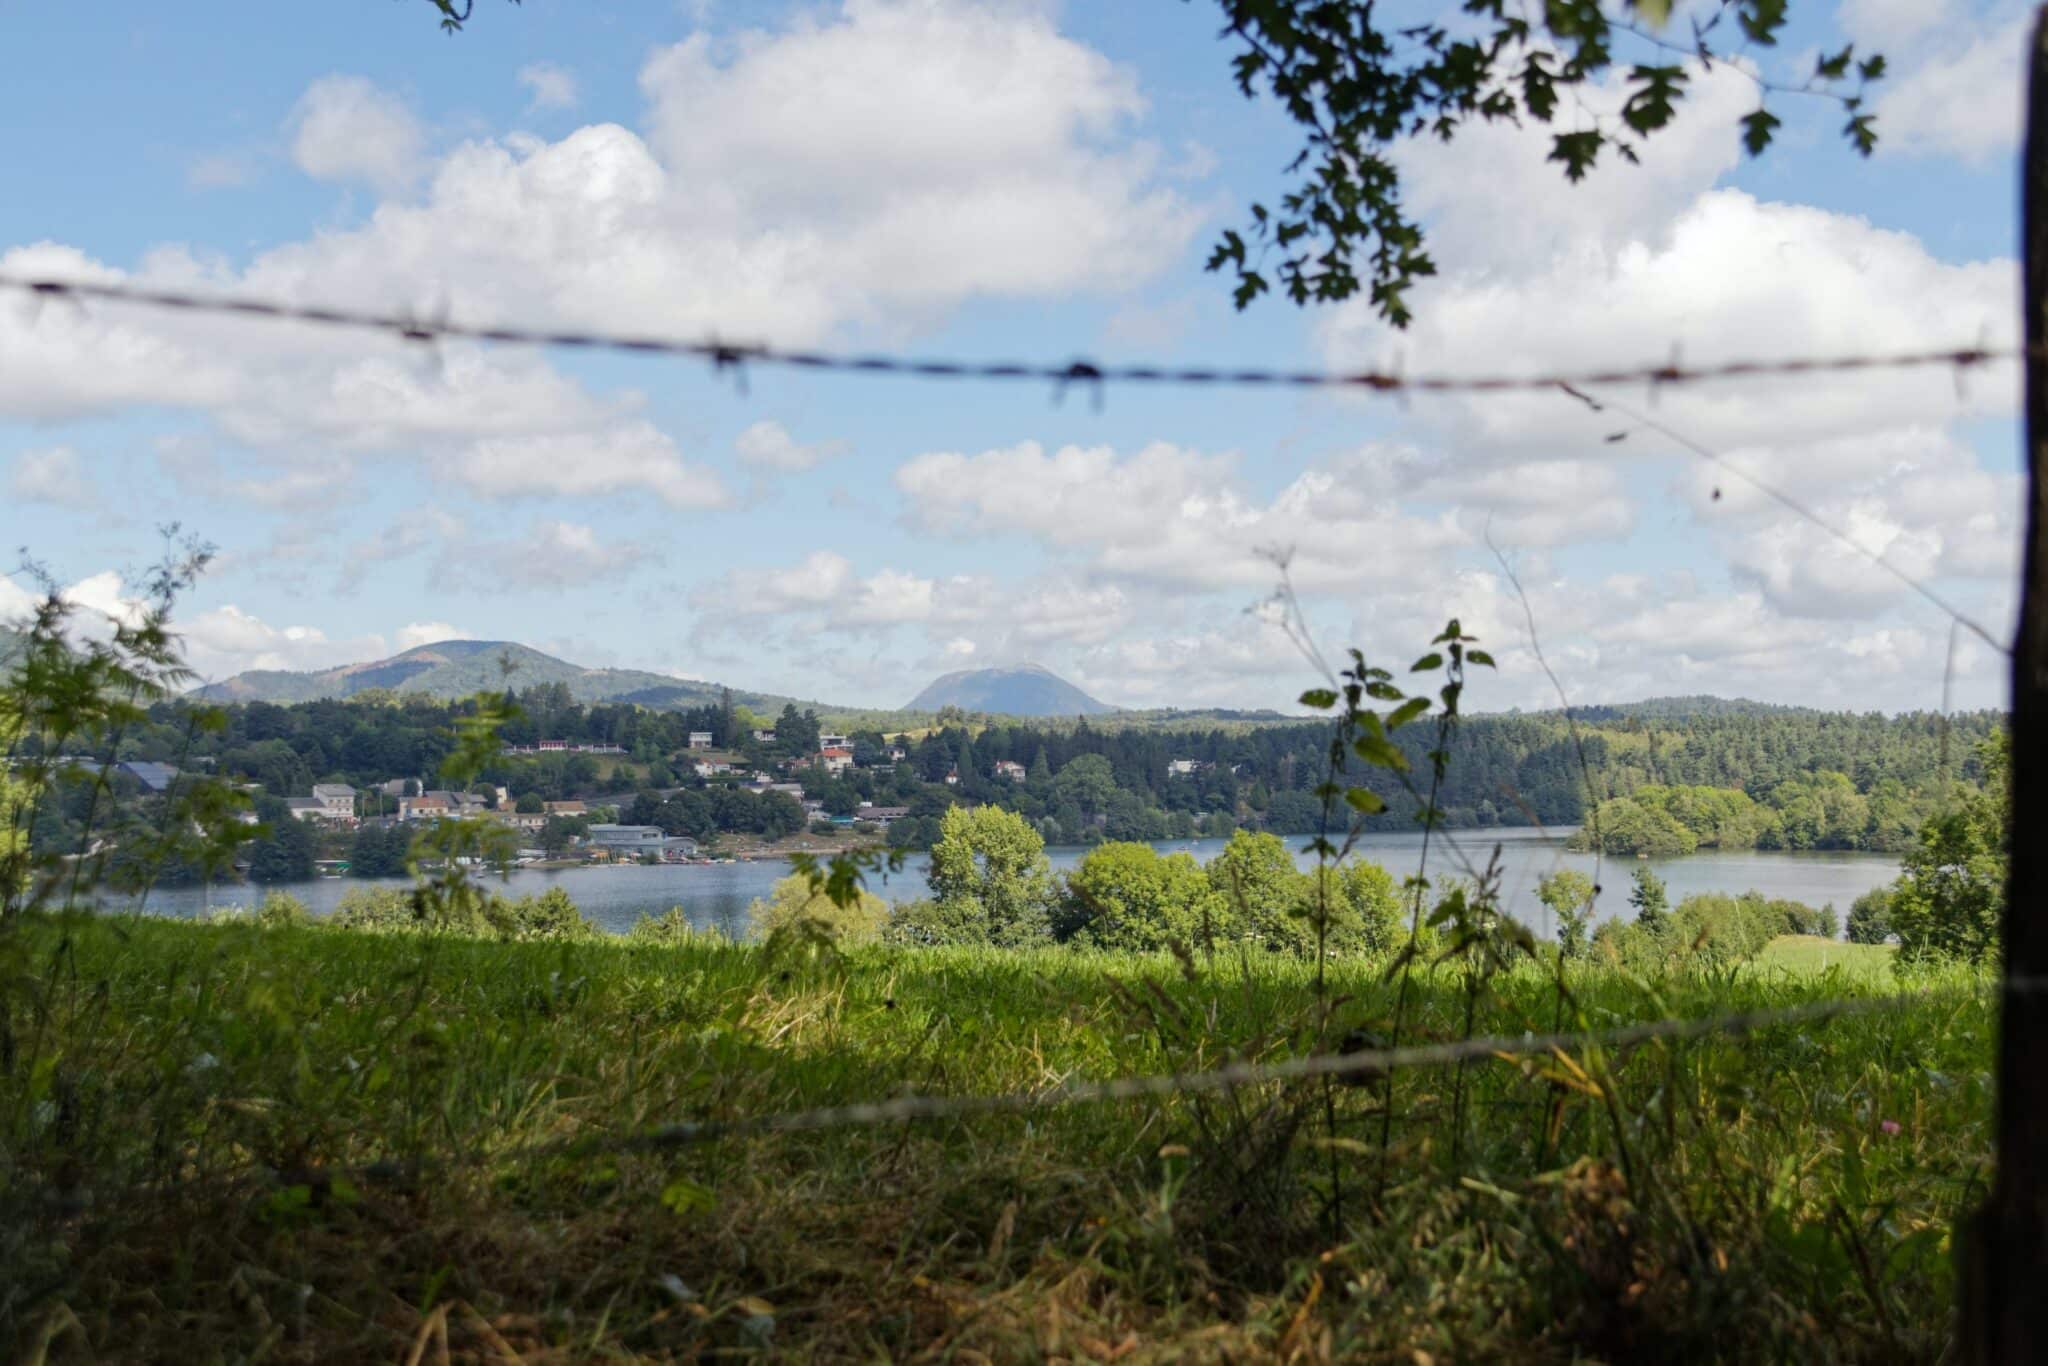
[60,685,2006,858]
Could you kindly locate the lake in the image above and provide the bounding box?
[129,826,1900,940]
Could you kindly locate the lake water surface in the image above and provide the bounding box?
[133,826,1899,940]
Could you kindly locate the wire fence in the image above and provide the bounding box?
[0,267,2022,1175]
[519,975,2039,1159]
[0,271,2022,396]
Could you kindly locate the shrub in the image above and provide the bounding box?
[882,897,987,948]
[1846,888,1894,945]
[747,873,887,946]
[254,890,312,929]
[327,886,418,932]
[487,885,597,941]
[628,906,717,946]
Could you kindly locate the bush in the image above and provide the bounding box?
[255,890,312,929]
[327,886,418,932]
[486,885,597,941]
[1846,888,1894,945]
[882,897,988,947]
[628,906,717,946]
[748,873,887,946]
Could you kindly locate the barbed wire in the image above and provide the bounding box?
[514,976,2031,1159]
[0,273,2024,395]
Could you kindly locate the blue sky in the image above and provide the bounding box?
[0,0,2029,714]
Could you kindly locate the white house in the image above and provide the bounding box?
[1167,759,1204,777]
[314,783,356,817]
[818,732,850,751]
[398,794,452,821]
[752,729,777,744]
[688,731,715,750]
[994,760,1027,782]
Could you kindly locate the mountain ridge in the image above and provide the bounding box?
[192,639,823,714]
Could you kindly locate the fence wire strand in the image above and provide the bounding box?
[0,272,2023,395]
[517,976,2038,1159]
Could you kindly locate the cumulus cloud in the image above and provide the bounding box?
[8,446,95,508]
[396,620,467,649]
[439,520,650,592]
[441,422,732,508]
[517,61,578,111]
[1873,11,2028,162]
[179,603,384,679]
[288,76,427,193]
[734,419,844,473]
[1322,190,2016,459]
[896,439,1468,591]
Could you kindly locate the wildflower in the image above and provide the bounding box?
[1880,1119,1901,1136]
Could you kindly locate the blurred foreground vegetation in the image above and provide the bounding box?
[1,908,1990,1362]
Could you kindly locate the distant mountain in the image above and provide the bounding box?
[192,639,814,713]
[907,664,1115,717]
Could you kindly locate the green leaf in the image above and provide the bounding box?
[1299,688,1339,710]
[1632,0,1673,26]
[1741,107,1781,157]
[1345,787,1386,814]
[1466,650,1496,668]
[1386,697,1430,730]
[661,1176,717,1217]
[1353,735,1408,771]
[1815,45,1853,82]
[1410,653,1444,673]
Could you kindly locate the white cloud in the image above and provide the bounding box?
[441,421,732,508]
[8,446,95,508]
[440,520,649,592]
[896,439,1466,591]
[636,0,1195,317]
[1874,11,2028,161]
[1840,0,1965,48]
[1395,58,1760,280]
[517,61,579,111]
[288,76,427,194]
[1322,190,2016,457]
[0,4,1197,524]
[396,620,466,649]
[179,603,383,679]
[734,419,844,473]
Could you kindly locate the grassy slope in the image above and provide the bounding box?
[1,919,1992,1362]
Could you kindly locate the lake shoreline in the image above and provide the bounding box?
[128,827,1902,942]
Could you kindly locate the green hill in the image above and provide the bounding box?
[906,664,1115,717]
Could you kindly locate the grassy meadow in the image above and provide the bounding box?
[0,908,1995,1363]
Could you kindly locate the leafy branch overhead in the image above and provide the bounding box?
[1204,0,1884,323]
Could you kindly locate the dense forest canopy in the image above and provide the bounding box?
[36,683,2004,864]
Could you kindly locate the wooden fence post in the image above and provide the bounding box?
[1965,7,2048,1360]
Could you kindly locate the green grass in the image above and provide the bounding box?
[0,915,1996,1361]
[1757,933,1897,980]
